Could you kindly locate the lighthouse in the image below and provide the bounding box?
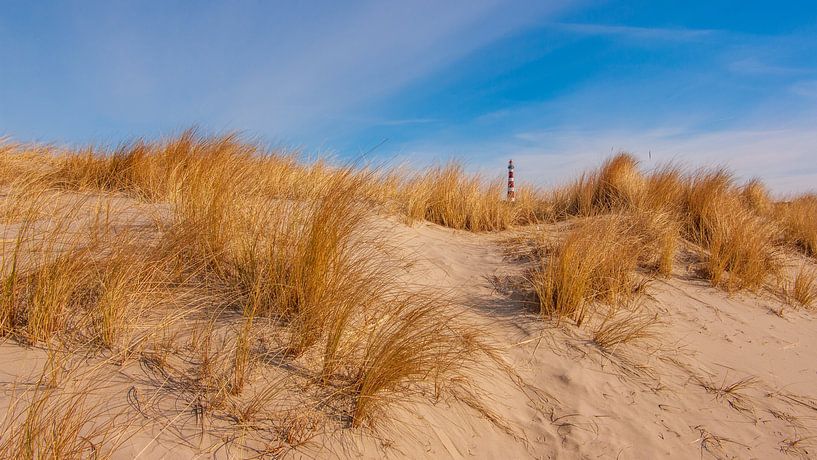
[507,160,515,203]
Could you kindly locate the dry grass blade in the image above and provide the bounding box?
[780,435,816,458]
[790,266,816,308]
[698,375,758,415]
[693,425,747,459]
[592,311,659,351]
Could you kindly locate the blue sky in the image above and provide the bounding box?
[1,1,816,194]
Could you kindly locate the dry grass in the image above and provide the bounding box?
[629,208,680,277]
[698,375,758,415]
[527,206,679,326]
[740,178,772,215]
[592,311,658,351]
[2,131,817,455]
[551,153,645,218]
[399,162,515,231]
[0,386,110,458]
[641,164,686,214]
[0,190,160,347]
[680,170,780,290]
[546,156,786,293]
[701,208,781,291]
[0,131,487,454]
[0,352,133,459]
[529,216,646,326]
[776,194,817,257]
[790,266,816,308]
[349,296,477,427]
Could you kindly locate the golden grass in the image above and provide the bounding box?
[1,130,816,454]
[546,156,786,293]
[552,153,644,218]
[592,153,645,212]
[592,311,658,351]
[641,164,686,214]
[740,178,772,215]
[0,386,110,458]
[629,208,680,277]
[350,295,477,427]
[790,266,816,308]
[682,170,781,291]
[399,162,515,231]
[528,206,679,326]
[530,216,646,326]
[0,131,488,453]
[0,352,133,459]
[775,194,817,257]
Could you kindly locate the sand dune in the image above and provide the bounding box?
[1,138,815,459]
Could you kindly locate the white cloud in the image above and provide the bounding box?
[220,1,576,136]
[553,22,716,41]
[499,124,817,196]
[791,80,817,98]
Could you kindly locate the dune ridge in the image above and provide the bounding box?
[1,131,816,459]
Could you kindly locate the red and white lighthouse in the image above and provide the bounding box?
[507,159,515,203]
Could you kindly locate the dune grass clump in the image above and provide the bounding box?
[0,185,159,347]
[400,162,515,231]
[164,157,382,353]
[552,153,645,218]
[349,295,477,427]
[0,386,113,459]
[702,210,781,291]
[592,311,658,351]
[790,267,816,308]
[641,164,686,214]
[591,153,645,212]
[682,170,782,291]
[530,216,646,326]
[740,178,772,216]
[547,157,783,292]
[629,208,680,277]
[0,349,133,460]
[45,131,267,201]
[775,194,817,257]
[0,193,95,342]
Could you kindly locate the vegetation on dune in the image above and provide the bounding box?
[398,162,518,231]
[530,215,645,326]
[1,132,816,455]
[526,151,814,331]
[0,132,493,454]
[775,194,817,257]
[790,266,816,308]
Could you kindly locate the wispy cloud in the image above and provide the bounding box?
[553,22,717,41]
[1,1,577,143]
[390,117,817,196]
[374,118,439,127]
[791,80,817,98]
[221,1,575,137]
[538,125,817,195]
[728,57,816,76]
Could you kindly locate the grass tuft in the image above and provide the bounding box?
[592,311,658,351]
[790,266,816,308]
[529,216,645,326]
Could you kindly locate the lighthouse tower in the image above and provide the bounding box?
[507,160,515,203]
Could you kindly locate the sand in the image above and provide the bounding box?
[1,195,816,459]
